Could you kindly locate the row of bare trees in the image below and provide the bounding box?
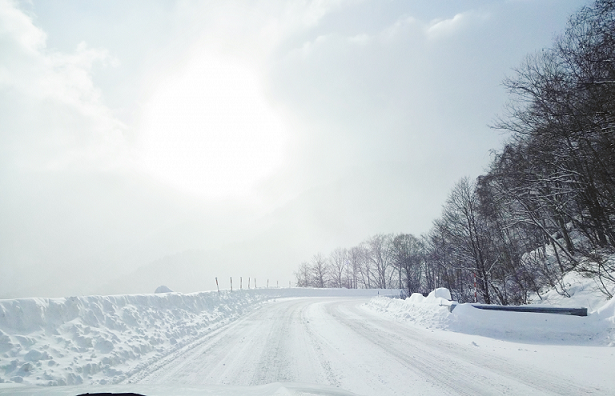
[482,0,615,299]
[294,233,432,294]
[295,0,615,303]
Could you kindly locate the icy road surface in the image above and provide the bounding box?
[124,297,610,395]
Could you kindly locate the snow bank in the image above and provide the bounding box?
[0,290,266,386]
[366,289,452,330]
[366,286,615,345]
[0,287,389,387]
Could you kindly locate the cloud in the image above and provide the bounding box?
[427,11,490,39]
[0,0,46,54]
[0,0,135,296]
[0,0,125,171]
[427,13,468,37]
[0,0,591,298]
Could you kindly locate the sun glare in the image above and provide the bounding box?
[137,54,286,199]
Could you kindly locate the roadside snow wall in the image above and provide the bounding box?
[367,287,615,345]
[0,287,391,386]
[0,290,266,386]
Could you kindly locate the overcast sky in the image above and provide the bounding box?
[0,0,590,297]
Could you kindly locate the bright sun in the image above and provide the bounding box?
[137,54,286,199]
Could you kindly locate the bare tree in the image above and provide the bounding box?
[311,253,329,288]
[391,234,424,295]
[329,248,348,288]
[294,262,312,287]
[365,234,395,289]
[438,178,494,303]
[348,245,366,288]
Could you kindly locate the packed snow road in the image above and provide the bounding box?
[124,297,600,395]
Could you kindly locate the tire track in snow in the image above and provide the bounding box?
[309,299,478,395]
[121,315,241,383]
[124,303,268,384]
[126,297,599,395]
[248,298,341,386]
[249,299,296,384]
[299,303,342,388]
[330,301,595,396]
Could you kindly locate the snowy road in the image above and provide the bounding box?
[121,297,608,395]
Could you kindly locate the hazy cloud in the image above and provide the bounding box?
[0,0,125,172]
[0,0,590,297]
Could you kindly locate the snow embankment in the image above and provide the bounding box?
[0,290,266,386]
[529,271,615,311]
[366,286,615,345]
[0,287,388,387]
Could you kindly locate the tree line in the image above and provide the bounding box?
[295,0,615,303]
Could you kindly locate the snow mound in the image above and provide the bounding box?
[447,303,610,344]
[426,287,451,301]
[367,289,452,330]
[366,285,615,345]
[0,287,390,387]
[0,290,266,386]
[407,293,424,303]
[154,285,173,293]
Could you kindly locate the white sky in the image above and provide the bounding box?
[0,0,589,297]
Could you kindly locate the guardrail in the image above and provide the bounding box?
[448,303,588,316]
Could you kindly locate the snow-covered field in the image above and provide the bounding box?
[0,282,613,395]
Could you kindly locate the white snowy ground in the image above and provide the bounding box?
[0,282,614,395]
[369,273,615,345]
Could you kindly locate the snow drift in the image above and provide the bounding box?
[367,282,615,345]
[0,288,388,387]
[0,290,268,386]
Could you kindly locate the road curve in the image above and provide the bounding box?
[126,297,598,395]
